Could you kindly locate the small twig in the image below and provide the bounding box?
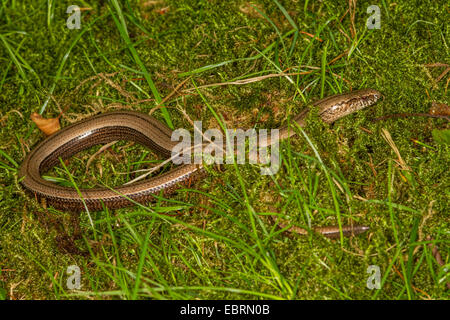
[337,26,352,42]
[359,126,373,134]
[422,63,449,68]
[348,0,357,39]
[299,30,323,42]
[85,141,118,175]
[426,236,450,290]
[339,9,349,23]
[435,66,450,83]
[366,153,377,178]
[129,98,155,105]
[98,73,136,101]
[183,69,350,92]
[156,76,191,107]
[73,72,118,93]
[122,143,204,185]
[373,113,450,122]
[328,50,349,65]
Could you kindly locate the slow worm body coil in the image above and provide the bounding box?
[19,89,382,236]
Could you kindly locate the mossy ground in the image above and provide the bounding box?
[0,0,448,299]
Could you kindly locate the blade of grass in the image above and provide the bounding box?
[178,29,297,77]
[108,0,173,128]
[0,34,27,82]
[59,157,94,229]
[320,41,328,98]
[131,226,152,299]
[387,160,413,299]
[295,125,345,244]
[40,13,109,113]
[0,149,19,168]
[192,80,294,297]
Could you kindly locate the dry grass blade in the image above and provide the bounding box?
[156,76,191,107]
[182,72,311,92]
[73,72,118,93]
[381,128,411,172]
[373,112,450,122]
[413,200,436,256]
[183,68,350,92]
[85,141,118,175]
[435,67,450,83]
[392,264,432,299]
[348,0,357,39]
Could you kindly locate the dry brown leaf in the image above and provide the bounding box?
[30,112,61,136]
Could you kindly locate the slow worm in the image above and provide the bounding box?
[19,88,381,236]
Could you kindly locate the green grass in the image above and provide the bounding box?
[0,0,448,300]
